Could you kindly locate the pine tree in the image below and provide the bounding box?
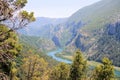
[0,0,35,27]
[0,0,35,37]
[0,24,21,80]
[20,52,48,80]
[69,50,87,80]
[49,62,69,80]
[0,0,35,79]
[93,57,114,80]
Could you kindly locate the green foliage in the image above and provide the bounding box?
[0,24,22,79]
[0,0,27,22]
[19,52,49,80]
[0,0,35,79]
[69,50,87,80]
[15,0,27,8]
[10,62,19,80]
[0,24,21,62]
[49,62,69,80]
[93,57,114,80]
[20,10,35,22]
[0,0,35,31]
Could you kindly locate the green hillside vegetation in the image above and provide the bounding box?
[19,35,56,52]
[19,35,59,67]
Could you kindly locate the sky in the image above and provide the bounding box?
[23,0,101,18]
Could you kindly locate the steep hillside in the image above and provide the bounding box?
[88,22,120,66]
[68,0,120,30]
[19,35,56,52]
[57,0,120,66]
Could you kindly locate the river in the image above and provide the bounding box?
[47,49,72,64]
[47,49,120,77]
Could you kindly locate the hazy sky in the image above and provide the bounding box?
[24,0,101,18]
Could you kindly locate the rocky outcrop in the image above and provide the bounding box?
[52,36,61,47]
[75,34,85,51]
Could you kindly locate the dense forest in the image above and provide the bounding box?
[0,0,120,80]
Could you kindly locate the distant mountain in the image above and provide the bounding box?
[18,17,68,36]
[19,0,120,66]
